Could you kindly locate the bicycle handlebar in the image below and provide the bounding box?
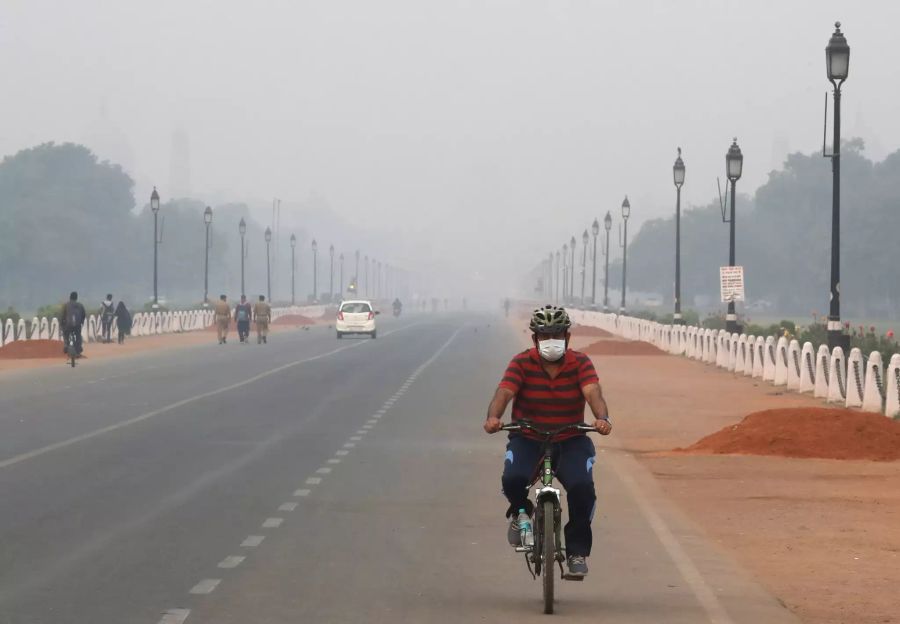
[500,420,598,437]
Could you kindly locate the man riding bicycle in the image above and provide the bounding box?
[59,291,87,357]
[484,305,611,578]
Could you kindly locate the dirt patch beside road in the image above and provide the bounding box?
[0,339,64,359]
[582,339,666,356]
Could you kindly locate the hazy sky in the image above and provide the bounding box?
[2,0,899,300]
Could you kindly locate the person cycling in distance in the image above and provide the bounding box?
[484,305,611,578]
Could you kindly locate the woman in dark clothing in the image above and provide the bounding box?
[115,301,132,344]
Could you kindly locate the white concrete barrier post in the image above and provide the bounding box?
[799,342,816,393]
[774,337,789,386]
[742,335,755,376]
[844,348,864,408]
[827,347,847,404]
[786,339,802,390]
[814,344,831,398]
[861,351,886,413]
[886,354,900,418]
[762,336,777,382]
[752,337,765,378]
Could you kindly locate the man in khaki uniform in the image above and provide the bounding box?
[254,295,272,344]
[214,294,230,344]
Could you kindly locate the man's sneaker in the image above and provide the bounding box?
[566,555,588,578]
[507,511,533,548]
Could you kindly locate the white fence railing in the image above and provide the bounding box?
[0,305,326,348]
[570,309,900,419]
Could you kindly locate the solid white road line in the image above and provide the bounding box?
[241,535,265,547]
[261,517,283,528]
[189,579,221,595]
[158,609,190,624]
[218,556,245,569]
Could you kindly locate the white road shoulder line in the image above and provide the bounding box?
[158,609,190,624]
[189,579,221,595]
[241,535,265,547]
[218,556,245,569]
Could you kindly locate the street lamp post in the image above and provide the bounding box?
[355,250,360,294]
[619,197,631,314]
[673,148,686,324]
[312,239,318,301]
[562,244,568,304]
[826,22,850,351]
[603,212,612,312]
[581,230,588,305]
[151,188,160,309]
[290,234,296,305]
[591,219,599,307]
[329,244,335,301]
[548,252,554,303]
[265,227,272,302]
[555,251,561,304]
[203,206,212,305]
[570,235,576,304]
[725,138,743,334]
[339,253,344,301]
[239,218,247,297]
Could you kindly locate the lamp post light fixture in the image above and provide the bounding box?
[265,227,272,302]
[591,218,600,307]
[603,211,612,312]
[203,206,213,306]
[826,22,850,351]
[673,148,686,324]
[290,233,297,305]
[311,239,318,301]
[724,138,743,334]
[151,187,161,309]
[581,230,589,306]
[238,218,247,297]
[619,197,631,314]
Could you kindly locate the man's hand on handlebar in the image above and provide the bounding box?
[484,417,503,434]
[593,418,612,435]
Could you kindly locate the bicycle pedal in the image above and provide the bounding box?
[561,574,585,582]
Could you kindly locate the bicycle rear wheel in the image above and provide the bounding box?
[542,499,555,614]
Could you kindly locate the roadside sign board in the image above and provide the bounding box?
[720,266,745,303]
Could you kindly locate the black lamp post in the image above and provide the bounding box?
[673,148,686,324]
[581,230,588,305]
[203,206,212,306]
[548,252,554,302]
[355,249,360,294]
[569,235,576,304]
[290,234,296,305]
[265,227,272,302]
[555,250,561,304]
[603,211,612,312]
[151,188,160,309]
[239,218,247,297]
[591,219,599,307]
[312,239,318,301]
[826,22,850,351]
[725,138,743,334]
[619,197,631,314]
[339,253,344,301]
[329,244,335,301]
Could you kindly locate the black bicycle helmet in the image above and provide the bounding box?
[529,305,571,334]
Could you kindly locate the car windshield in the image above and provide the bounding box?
[341,303,371,313]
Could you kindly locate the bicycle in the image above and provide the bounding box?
[64,330,78,368]
[499,419,599,614]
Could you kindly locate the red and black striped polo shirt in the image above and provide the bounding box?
[498,348,599,440]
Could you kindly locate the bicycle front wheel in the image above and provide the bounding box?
[542,499,555,614]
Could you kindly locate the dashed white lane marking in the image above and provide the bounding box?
[343,442,356,448]
[293,489,311,497]
[158,608,190,624]
[316,467,332,474]
[279,502,299,511]
[218,555,246,569]
[262,517,283,528]
[355,429,368,434]
[306,477,322,485]
[335,450,349,456]
[349,436,362,441]
[189,579,221,595]
[375,409,387,415]
[241,535,265,547]
[361,425,373,430]
[327,458,341,464]
[372,414,382,419]
[366,419,378,424]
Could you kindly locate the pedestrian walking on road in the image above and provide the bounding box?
[214,294,230,344]
[115,301,131,344]
[254,295,272,344]
[100,294,115,343]
[234,295,252,343]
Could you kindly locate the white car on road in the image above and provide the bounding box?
[336,300,379,339]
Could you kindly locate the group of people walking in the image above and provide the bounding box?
[213,294,271,344]
[58,292,132,357]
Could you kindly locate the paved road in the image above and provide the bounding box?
[0,315,799,623]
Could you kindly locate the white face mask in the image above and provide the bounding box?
[538,338,566,362]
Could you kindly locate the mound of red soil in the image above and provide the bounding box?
[571,325,613,338]
[0,339,65,359]
[273,314,316,326]
[582,339,665,356]
[676,407,900,461]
